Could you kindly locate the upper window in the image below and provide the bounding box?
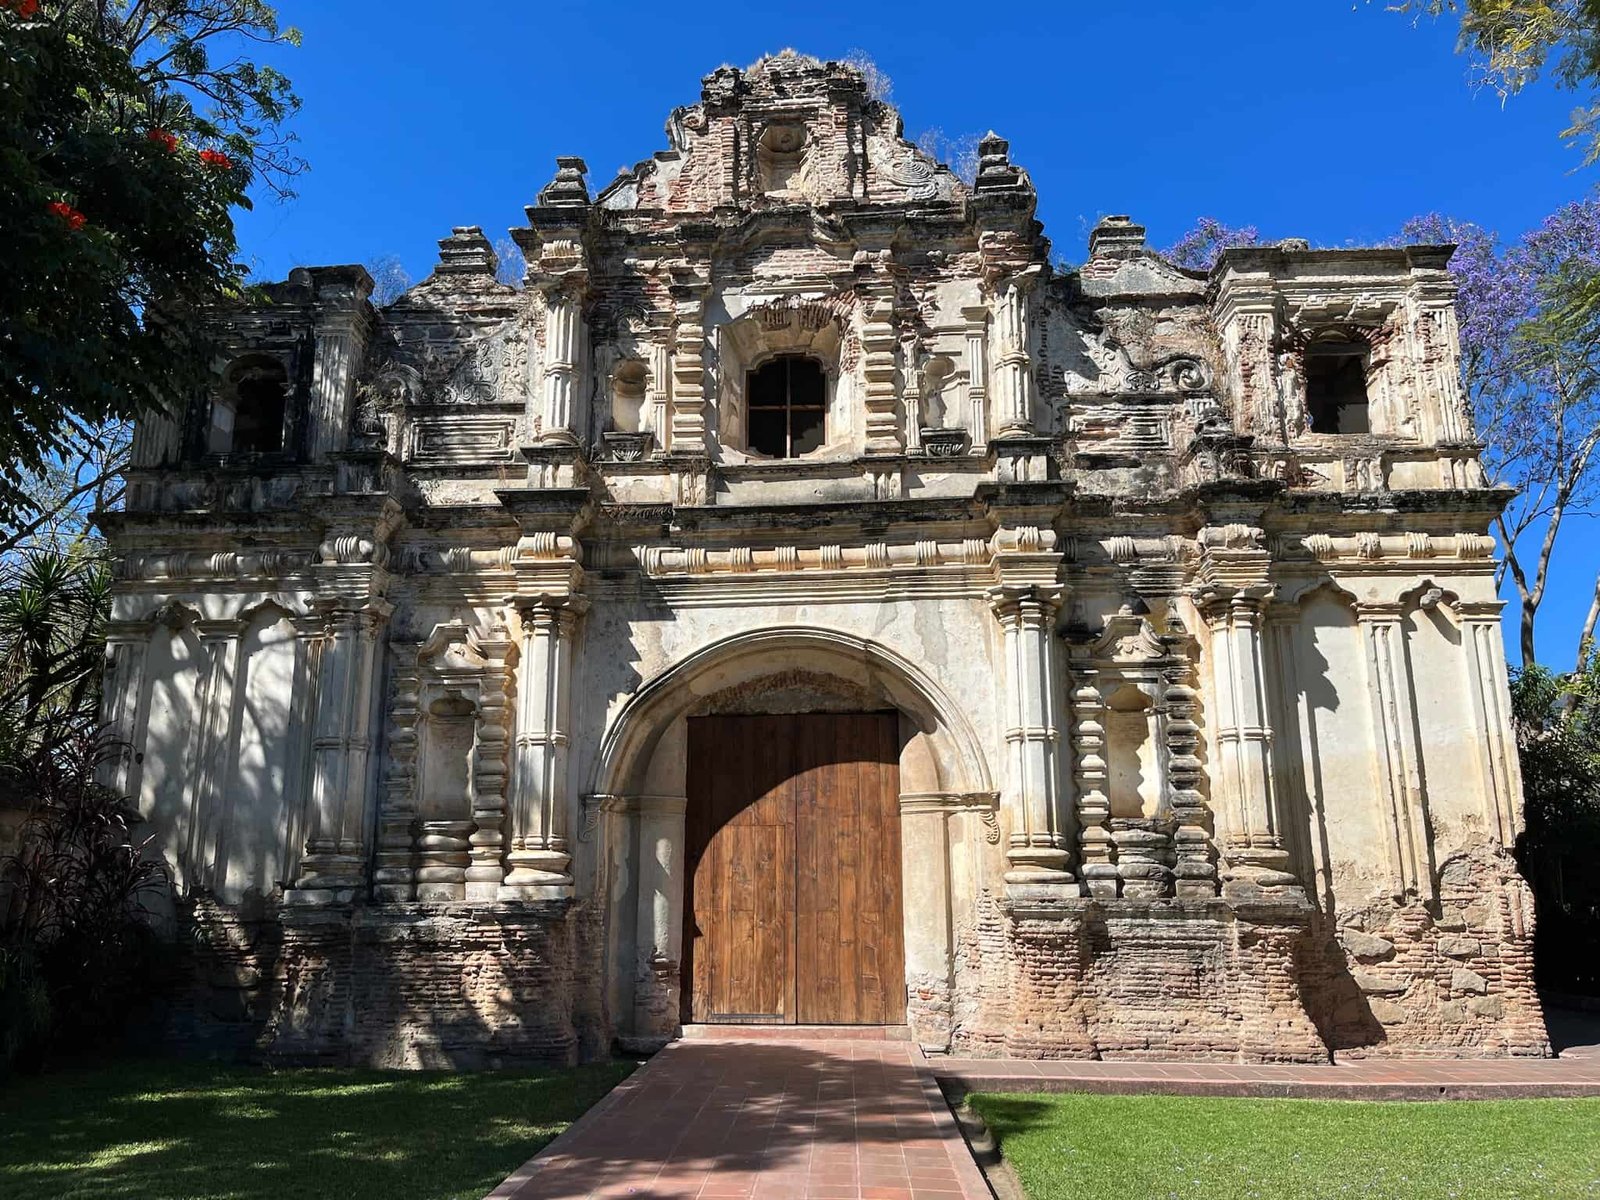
[209,357,289,455]
[747,356,826,458]
[1303,342,1371,435]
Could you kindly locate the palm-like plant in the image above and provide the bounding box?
[0,545,112,766]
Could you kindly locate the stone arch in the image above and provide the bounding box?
[592,625,996,1049]
[590,625,995,803]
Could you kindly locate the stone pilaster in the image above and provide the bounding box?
[1356,601,1433,901]
[990,582,1073,889]
[962,306,990,451]
[502,599,585,899]
[861,295,902,455]
[1458,599,1522,848]
[668,277,710,454]
[288,599,390,904]
[100,620,153,798]
[1196,524,1298,898]
[632,793,688,1038]
[188,620,243,893]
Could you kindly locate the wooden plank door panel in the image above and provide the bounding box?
[686,712,904,1026]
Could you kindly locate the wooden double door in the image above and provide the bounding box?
[684,712,905,1025]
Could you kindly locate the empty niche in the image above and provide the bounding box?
[1105,684,1159,818]
[610,359,649,434]
[757,122,808,196]
[417,693,476,899]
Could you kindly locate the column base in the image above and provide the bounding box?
[497,882,574,901]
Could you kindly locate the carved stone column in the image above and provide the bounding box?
[1356,601,1433,901]
[861,295,902,455]
[373,656,420,902]
[990,584,1073,888]
[1458,599,1522,847]
[962,306,990,451]
[502,599,585,898]
[991,273,1038,436]
[308,299,371,459]
[288,599,390,903]
[467,626,517,900]
[539,282,585,445]
[632,793,687,1037]
[1068,675,1116,897]
[669,284,710,454]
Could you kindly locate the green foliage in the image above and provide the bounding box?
[0,1,301,531]
[0,1058,636,1199]
[971,1091,1600,1200]
[1394,2,1600,161]
[1511,654,1600,991]
[0,549,112,764]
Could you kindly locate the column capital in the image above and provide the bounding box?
[987,583,1063,626]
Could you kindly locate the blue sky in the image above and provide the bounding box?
[236,0,1598,666]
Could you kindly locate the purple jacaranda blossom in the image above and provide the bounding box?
[1163,218,1261,272]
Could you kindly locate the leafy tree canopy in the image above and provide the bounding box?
[0,1,301,530]
[1394,2,1600,161]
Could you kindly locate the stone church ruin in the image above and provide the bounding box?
[103,52,1548,1064]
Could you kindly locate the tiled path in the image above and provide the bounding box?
[488,1038,991,1200]
[488,1022,1600,1200]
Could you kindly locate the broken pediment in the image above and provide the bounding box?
[592,51,973,215]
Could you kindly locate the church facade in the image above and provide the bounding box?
[103,53,1549,1064]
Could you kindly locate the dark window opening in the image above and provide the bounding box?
[747,356,826,458]
[1303,343,1371,435]
[210,358,289,455]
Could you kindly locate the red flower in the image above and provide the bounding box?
[48,201,86,232]
[147,128,179,153]
[6,0,41,19]
[199,149,233,170]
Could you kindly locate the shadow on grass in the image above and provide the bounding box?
[0,1057,635,1200]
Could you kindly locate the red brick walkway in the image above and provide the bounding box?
[488,1028,1600,1200]
[487,1038,991,1200]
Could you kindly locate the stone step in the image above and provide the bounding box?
[680,1023,912,1042]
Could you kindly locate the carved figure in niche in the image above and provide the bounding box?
[1274,348,1306,438]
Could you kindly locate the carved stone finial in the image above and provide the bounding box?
[1088,215,1147,259]
[973,132,1025,192]
[537,156,591,207]
[434,226,499,277]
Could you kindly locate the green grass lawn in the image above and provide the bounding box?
[968,1092,1600,1200]
[0,1056,635,1200]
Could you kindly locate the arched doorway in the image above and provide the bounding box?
[684,712,904,1024]
[588,626,998,1044]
